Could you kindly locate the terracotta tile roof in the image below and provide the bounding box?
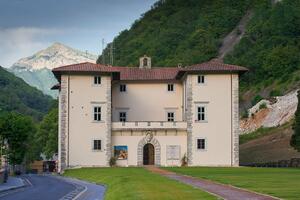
[52,62,119,73]
[52,60,248,82]
[113,67,179,81]
[52,62,179,81]
[185,60,248,72]
[176,60,248,78]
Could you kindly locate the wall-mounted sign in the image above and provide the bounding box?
[167,145,180,160]
[114,146,128,160]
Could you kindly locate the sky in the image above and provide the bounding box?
[0,0,156,67]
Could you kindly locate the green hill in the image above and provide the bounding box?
[225,0,300,108]
[98,0,300,105]
[98,0,252,67]
[0,66,54,121]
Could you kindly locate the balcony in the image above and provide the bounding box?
[112,121,187,131]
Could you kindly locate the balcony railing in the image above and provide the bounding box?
[112,121,187,130]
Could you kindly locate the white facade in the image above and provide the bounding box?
[54,60,245,172]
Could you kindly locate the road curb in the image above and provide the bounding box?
[42,174,86,200]
[0,177,28,197]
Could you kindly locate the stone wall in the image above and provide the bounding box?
[185,76,194,166]
[105,76,112,166]
[232,74,239,166]
[58,75,69,173]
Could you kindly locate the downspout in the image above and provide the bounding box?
[67,75,70,167]
[230,73,233,166]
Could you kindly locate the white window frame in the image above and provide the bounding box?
[93,76,101,85]
[120,84,127,92]
[167,112,175,122]
[119,112,127,122]
[93,106,102,122]
[196,138,207,151]
[197,75,205,85]
[167,83,175,92]
[195,104,208,122]
[92,139,102,151]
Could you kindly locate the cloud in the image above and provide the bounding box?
[0,27,63,67]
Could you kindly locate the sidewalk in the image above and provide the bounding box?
[146,166,279,200]
[0,177,25,193]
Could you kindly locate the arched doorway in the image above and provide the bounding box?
[143,143,154,165]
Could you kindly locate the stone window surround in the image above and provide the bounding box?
[93,76,101,85]
[167,83,175,92]
[196,138,207,151]
[92,139,103,152]
[197,75,206,85]
[194,103,208,123]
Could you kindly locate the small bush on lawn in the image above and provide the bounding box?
[109,157,116,167]
[181,153,188,166]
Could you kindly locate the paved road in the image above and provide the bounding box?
[0,174,76,200]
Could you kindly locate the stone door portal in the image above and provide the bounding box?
[143,143,155,165]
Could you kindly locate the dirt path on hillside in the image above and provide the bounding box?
[217,10,253,61]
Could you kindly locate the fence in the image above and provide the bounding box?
[241,158,300,168]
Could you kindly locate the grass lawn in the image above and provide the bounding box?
[64,167,216,200]
[166,167,300,200]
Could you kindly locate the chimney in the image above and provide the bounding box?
[139,55,151,69]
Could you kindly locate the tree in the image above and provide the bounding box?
[0,112,37,165]
[36,108,58,159]
[291,90,300,151]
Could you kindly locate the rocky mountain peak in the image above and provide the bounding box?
[11,42,97,71]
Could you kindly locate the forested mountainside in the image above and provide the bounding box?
[0,66,54,121]
[225,0,300,108]
[97,0,252,67]
[98,0,300,107]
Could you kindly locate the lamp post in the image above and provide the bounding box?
[3,139,8,182]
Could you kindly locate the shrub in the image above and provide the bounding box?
[241,110,249,119]
[109,157,117,167]
[291,91,300,152]
[252,95,263,106]
[259,102,267,110]
[181,153,188,167]
[270,89,282,97]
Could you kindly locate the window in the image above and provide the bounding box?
[167,84,174,92]
[93,140,101,150]
[120,84,126,92]
[197,139,206,150]
[167,112,174,121]
[119,112,127,122]
[143,57,148,67]
[94,76,101,85]
[197,75,205,84]
[93,107,101,121]
[197,106,206,121]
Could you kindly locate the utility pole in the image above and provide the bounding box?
[102,39,105,65]
[109,41,114,65]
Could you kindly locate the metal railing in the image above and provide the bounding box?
[112,121,187,130]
